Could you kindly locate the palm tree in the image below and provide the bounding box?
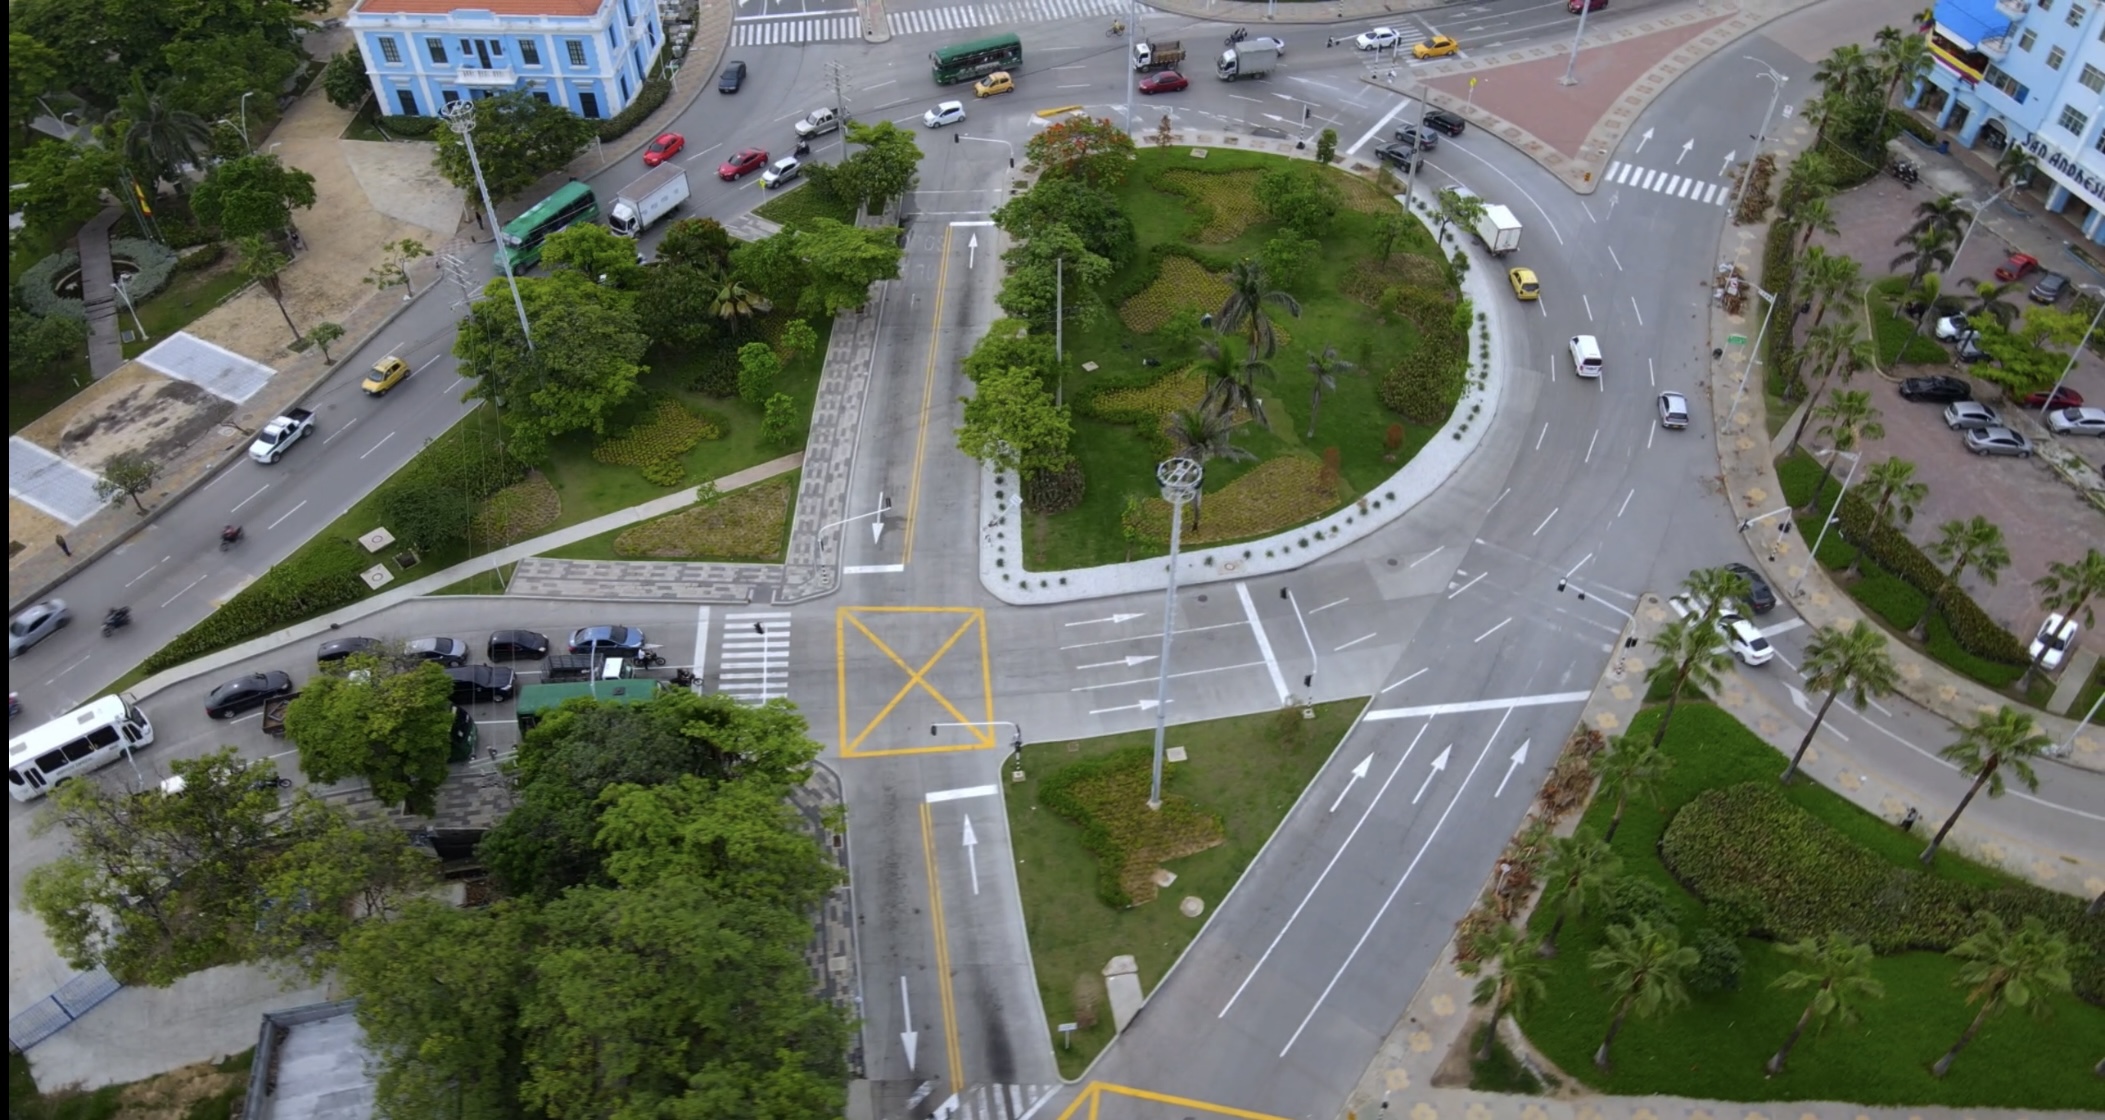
[1906,270,1947,339]
[2029,548,2105,677]
[1812,44,1878,102]
[1922,515,2009,638]
[1807,389,1884,508]
[1798,247,1863,332]
[1861,457,1927,538]
[1890,222,1956,290]
[1682,565,1753,631]
[1788,319,1873,451]
[1921,707,2051,866]
[1872,28,1933,123]
[1782,623,1898,784]
[1643,616,1733,752]
[1162,406,1253,533]
[1994,145,2038,192]
[1588,918,1699,1070]
[1765,933,1884,1075]
[1793,193,1840,255]
[1197,335,1278,427]
[1957,278,2022,328]
[1302,345,1357,438]
[1458,921,1549,1063]
[115,73,213,186]
[1908,191,1970,242]
[1595,734,1672,843]
[1536,829,1619,958]
[703,261,772,331]
[1216,258,1301,358]
[1931,913,2074,1077]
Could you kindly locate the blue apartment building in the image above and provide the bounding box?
[1918,0,2105,242]
[345,0,665,123]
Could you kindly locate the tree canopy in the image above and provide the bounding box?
[1025,116,1136,187]
[793,218,905,317]
[827,119,924,216]
[996,222,1110,333]
[994,176,1136,267]
[283,655,458,815]
[454,269,650,460]
[541,221,646,289]
[190,152,318,239]
[433,92,595,202]
[956,364,1074,477]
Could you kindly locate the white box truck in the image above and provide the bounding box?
[1472,203,1522,256]
[1215,41,1279,81]
[607,164,690,238]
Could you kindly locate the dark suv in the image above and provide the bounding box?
[1372,142,1418,171]
[316,636,384,664]
[487,630,551,661]
[1899,375,1970,403]
[1422,109,1466,137]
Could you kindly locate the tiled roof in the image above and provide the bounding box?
[353,0,605,16]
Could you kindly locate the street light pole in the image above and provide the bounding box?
[1729,60,1788,217]
[1727,286,1779,432]
[1795,449,1860,596]
[111,276,149,343]
[1559,4,1594,86]
[1280,587,1317,693]
[2036,297,2103,425]
[1951,182,2019,274]
[1123,0,1139,143]
[444,100,534,352]
[1148,457,1203,810]
[238,91,255,152]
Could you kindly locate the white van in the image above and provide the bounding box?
[1569,335,1603,378]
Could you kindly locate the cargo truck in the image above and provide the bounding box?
[1472,203,1523,256]
[607,164,690,237]
[516,679,664,731]
[1134,40,1184,71]
[1216,41,1278,80]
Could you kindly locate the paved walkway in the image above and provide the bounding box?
[76,207,125,378]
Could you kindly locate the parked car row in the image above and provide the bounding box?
[1897,377,2100,444]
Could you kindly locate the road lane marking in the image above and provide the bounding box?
[918,802,966,1091]
[1631,295,1645,327]
[161,574,208,608]
[1532,507,1558,536]
[359,431,396,459]
[1347,93,1413,155]
[1309,597,1349,614]
[1366,691,1590,721]
[1220,721,1427,1017]
[901,224,956,566]
[845,563,906,573]
[1566,553,1593,578]
[231,484,269,512]
[1335,633,1376,651]
[1069,660,1269,693]
[688,606,711,693]
[1408,546,1444,568]
[1237,583,1292,706]
[321,416,358,444]
[1473,617,1511,643]
[926,785,1000,803]
[1447,571,1487,600]
[1279,709,1510,1054]
[267,500,307,530]
[1060,618,1246,651]
[1381,667,1428,694]
[125,557,170,588]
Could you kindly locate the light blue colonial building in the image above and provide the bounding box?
[345,0,666,123]
[1918,0,2105,242]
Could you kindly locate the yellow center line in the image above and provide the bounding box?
[919,800,966,1092]
[901,225,954,567]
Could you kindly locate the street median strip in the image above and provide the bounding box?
[1034,105,1084,118]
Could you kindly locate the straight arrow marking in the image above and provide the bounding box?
[1676,137,1693,165]
[1329,754,1374,812]
[1411,746,1453,804]
[961,815,980,895]
[1634,126,1653,154]
[1064,612,1145,627]
[1719,149,1737,177]
[1493,738,1530,798]
[900,976,918,1071]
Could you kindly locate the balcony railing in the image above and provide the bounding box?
[1978,34,2010,59]
[457,66,518,87]
[1995,0,2029,20]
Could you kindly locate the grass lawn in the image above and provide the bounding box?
[10,1048,254,1120]
[752,181,859,230]
[1025,148,1459,571]
[118,264,252,360]
[543,472,798,562]
[7,353,93,435]
[1007,699,1364,1077]
[1515,703,2103,1107]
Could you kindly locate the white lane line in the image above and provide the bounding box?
[125,557,170,588]
[845,563,905,573]
[1438,142,1566,245]
[1608,245,1623,271]
[1069,660,1270,693]
[689,606,711,691]
[1533,507,1559,536]
[1536,423,1549,450]
[1490,485,1513,511]
[1409,546,1445,568]
[1647,424,1657,450]
[1335,633,1376,652]
[1348,94,1414,155]
[231,484,269,513]
[926,784,1000,803]
[1366,691,1590,721]
[1647,357,1657,387]
[1473,617,1512,643]
[1584,429,1599,465]
[267,500,307,530]
[1279,709,1509,1055]
[161,573,208,608]
[1060,618,1247,651]
[360,432,396,460]
[1447,571,1488,600]
[1617,488,1636,519]
[1758,618,1806,638]
[321,416,358,444]
[1832,695,2105,821]
[1238,582,1293,706]
[1382,667,1429,694]
[1219,721,1427,1017]
[1631,296,1645,327]
[1582,294,1593,321]
[1565,553,1593,578]
[1309,597,1349,614]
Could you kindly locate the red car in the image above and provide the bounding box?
[1993,252,2040,282]
[2022,386,2085,410]
[1139,71,1189,94]
[718,147,769,181]
[643,132,684,167]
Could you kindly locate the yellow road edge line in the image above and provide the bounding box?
[920,801,966,1091]
[1098,1083,1296,1120]
[844,741,993,759]
[902,226,953,565]
[977,607,995,754]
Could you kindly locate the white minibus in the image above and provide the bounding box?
[7,695,155,801]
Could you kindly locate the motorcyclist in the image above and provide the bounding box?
[222,524,242,543]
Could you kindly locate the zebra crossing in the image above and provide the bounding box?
[731,0,1125,46]
[1603,161,1733,207]
[928,1082,1062,1120]
[718,610,792,704]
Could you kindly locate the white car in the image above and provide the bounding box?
[2030,614,2077,671]
[2048,406,2105,437]
[1246,35,1287,54]
[1657,391,1690,429]
[1719,610,1775,666]
[1355,27,1401,50]
[9,599,70,658]
[923,100,966,128]
[1933,314,1972,341]
[1942,400,2002,430]
[760,156,802,189]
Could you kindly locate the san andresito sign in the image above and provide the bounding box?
[2021,134,2105,206]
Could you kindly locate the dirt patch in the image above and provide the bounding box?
[115,1057,246,1118]
[54,375,236,472]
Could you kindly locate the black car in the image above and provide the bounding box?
[1954,332,1990,364]
[445,664,518,704]
[205,671,294,719]
[316,636,384,664]
[568,625,646,655]
[487,629,551,661]
[1391,124,1438,150]
[1372,142,1418,171]
[1422,109,1466,137]
[718,60,747,93]
[1899,375,1971,403]
[2028,271,2069,304]
[1723,562,1776,614]
[404,637,470,667]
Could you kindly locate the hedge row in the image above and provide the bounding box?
[378,114,441,138]
[596,76,671,143]
[1759,219,1799,397]
[1660,781,2102,1001]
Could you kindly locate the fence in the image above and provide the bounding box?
[8,967,122,1052]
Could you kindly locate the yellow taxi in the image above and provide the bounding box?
[974,70,1015,98]
[362,356,412,396]
[1412,35,1460,59]
[1507,267,1541,301]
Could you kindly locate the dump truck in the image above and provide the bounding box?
[1216,40,1279,81]
[607,164,690,237]
[1471,203,1523,256]
[1134,40,1184,71]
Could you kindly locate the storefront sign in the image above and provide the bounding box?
[2021,134,2105,205]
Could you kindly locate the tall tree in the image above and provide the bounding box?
[1197,334,1278,426]
[1793,192,1840,255]
[1861,457,1927,539]
[1217,258,1301,359]
[1923,515,2009,638]
[1536,829,1620,957]
[1765,933,1884,1075]
[704,261,774,331]
[1023,115,1137,186]
[1303,344,1358,438]
[1682,565,1754,631]
[954,365,1073,478]
[1908,190,1970,242]
[1788,318,1873,450]
[1255,165,1344,238]
[1458,921,1548,1063]
[542,221,646,289]
[831,118,925,215]
[1890,222,1956,291]
[93,450,160,513]
[1812,43,1879,102]
[114,71,211,186]
[1872,26,1933,121]
[1162,405,1254,532]
[658,217,737,271]
[283,655,459,815]
[1782,623,1898,784]
[994,177,1136,266]
[1957,278,2023,328]
[1643,616,1732,751]
[8,139,126,234]
[795,217,905,316]
[1994,145,2038,192]
[1797,247,1863,333]
[432,91,594,202]
[1931,914,2074,1077]
[1588,918,1699,1070]
[2029,549,2105,684]
[235,234,302,343]
[1594,734,1672,844]
[1806,389,1884,508]
[190,151,318,239]
[1921,707,2050,866]
[454,270,649,460]
[995,221,1110,335]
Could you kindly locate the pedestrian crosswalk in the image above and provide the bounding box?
[928,1083,1062,1120]
[718,610,792,704]
[731,0,1125,46]
[1603,161,1732,206]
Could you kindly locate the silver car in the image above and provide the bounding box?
[1964,426,2033,457]
[1656,391,1690,429]
[1942,400,2001,430]
[8,599,70,657]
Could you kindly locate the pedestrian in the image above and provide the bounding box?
[1901,806,1920,833]
[54,534,71,557]
[474,209,484,229]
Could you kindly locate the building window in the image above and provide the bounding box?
[2060,104,2090,133]
[2019,28,2038,50]
[579,91,600,118]
[520,40,540,65]
[533,90,551,104]
[1982,65,2030,102]
[2038,0,2053,9]
[566,39,586,67]
[607,25,618,49]
[427,39,447,64]
[2048,45,2067,67]
[441,89,460,105]
[2082,63,2105,93]
[379,37,402,64]
[619,74,631,103]
[396,90,417,115]
[2071,2,2088,25]
[620,0,633,22]
[2096,128,2105,155]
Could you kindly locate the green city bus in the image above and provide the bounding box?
[495,179,599,272]
[931,33,1022,85]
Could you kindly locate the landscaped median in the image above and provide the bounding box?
[1005,700,1364,1077]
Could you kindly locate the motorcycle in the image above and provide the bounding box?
[1107,20,1125,36]
[220,524,244,552]
[793,138,812,157]
[102,606,131,637]
[1889,159,1920,187]
[252,776,294,790]
[634,648,667,669]
[1226,26,1247,45]
[671,667,698,688]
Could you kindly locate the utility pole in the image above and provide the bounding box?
[1728,59,1788,218]
[444,100,534,351]
[1559,4,1594,86]
[826,61,853,164]
[1148,457,1203,810]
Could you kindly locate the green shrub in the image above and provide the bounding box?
[1686,928,1745,994]
[1598,876,1677,932]
[1659,781,2102,999]
[1810,520,1858,569]
[1851,562,1927,630]
[1925,610,2027,687]
[379,114,440,138]
[141,540,371,674]
[1036,745,1224,909]
[1023,457,1087,514]
[175,243,227,273]
[1891,112,1937,146]
[596,77,671,143]
[1760,220,1798,396]
[687,346,740,397]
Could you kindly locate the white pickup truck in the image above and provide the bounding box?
[249,408,316,464]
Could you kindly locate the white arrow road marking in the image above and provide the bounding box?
[967,233,978,268]
[899,976,918,1071]
[1329,754,1374,812]
[1077,654,1159,670]
[1064,612,1145,628]
[1493,738,1530,798]
[1634,126,1653,154]
[1088,698,1166,715]
[1412,745,1452,804]
[1720,149,1737,176]
[1677,137,1693,165]
[962,814,980,895]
